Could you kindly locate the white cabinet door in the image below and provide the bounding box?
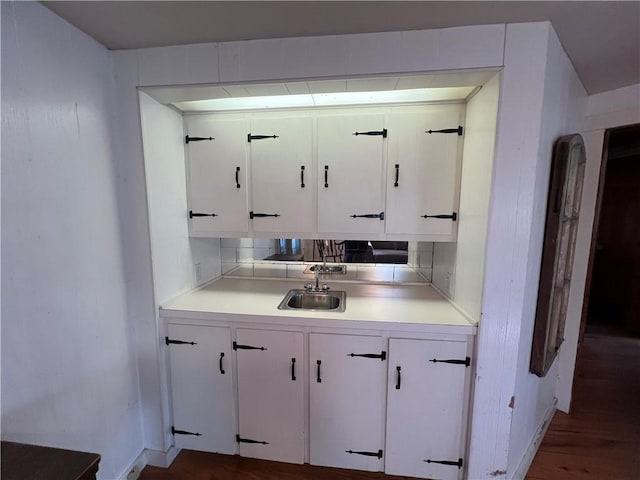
[385,338,469,480]
[317,114,386,236]
[235,329,304,464]
[186,117,249,235]
[166,323,235,454]
[249,117,314,235]
[309,333,385,471]
[385,109,462,239]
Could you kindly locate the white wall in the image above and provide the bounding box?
[1,2,143,479]
[506,26,586,477]
[556,83,640,412]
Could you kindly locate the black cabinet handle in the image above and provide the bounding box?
[291,358,296,381]
[249,212,280,219]
[394,164,399,187]
[235,166,241,189]
[316,360,322,383]
[426,126,463,136]
[300,166,305,188]
[421,212,457,221]
[219,352,225,374]
[324,165,329,188]
[395,366,401,389]
[352,129,387,138]
[185,135,214,144]
[350,212,384,221]
[189,211,217,218]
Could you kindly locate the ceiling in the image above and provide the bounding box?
[42,1,640,95]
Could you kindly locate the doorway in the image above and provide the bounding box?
[584,124,640,338]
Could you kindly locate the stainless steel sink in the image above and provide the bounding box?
[278,289,346,312]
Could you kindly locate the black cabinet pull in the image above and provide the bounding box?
[189,211,218,219]
[235,166,241,189]
[165,337,196,346]
[316,360,322,383]
[185,135,214,144]
[324,165,329,188]
[291,358,296,381]
[421,212,457,221]
[219,352,225,374]
[248,133,279,142]
[236,434,269,445]
[426,126,463,136]
[249,211,280,219]
[352,129,387,138]
[394,164,399,187]
[430,357,471,367]
[425,458,464,469]
[233,341,267,351]
[300,166,305,188]
[346,449,383,459]
[171,426,202,436]
[395,366,401,389]
[350,212,384,221]
[347,351,386,361]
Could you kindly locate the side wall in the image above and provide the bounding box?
[556,83,640,411]
[506,26,586,477]
[1,3,144,479]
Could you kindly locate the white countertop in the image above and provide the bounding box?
[161,277,477,335]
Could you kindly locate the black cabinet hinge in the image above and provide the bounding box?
[185,135,214,144]
[421,212,457,221]
[189,211,218,219]
[350,212,384,221]
[247,134,279,142]
[233,341,267,351]
[352,129,387,138]
[165,337,197,346]
[171,426,202,436]
[347,351,386,361]
[430,357,471,367]
[236,434,269,445]
[425,458,464,469]
[249,211,280,219]
[346,449,383,459]
[426,126,463,136]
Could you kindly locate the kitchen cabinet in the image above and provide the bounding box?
[317,113,386,236]
[386,108,463,239]
[185,117,249,236]
[249,117,314,235]
[166,323,235,454]
[309,333,386,471]
[235,328,304,464]
[385,338,470,480]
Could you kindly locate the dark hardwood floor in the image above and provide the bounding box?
[141,330,640,480]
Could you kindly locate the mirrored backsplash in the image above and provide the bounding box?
[220,238,435,284]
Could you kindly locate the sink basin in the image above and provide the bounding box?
[278,289,346,312]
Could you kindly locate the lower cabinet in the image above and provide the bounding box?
[166,323,235,454]
[165,321,473,478]
[235,329,305,464]
[309,333,385,471]
[385,338,470,480]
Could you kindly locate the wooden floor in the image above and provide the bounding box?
[141,330,640,480]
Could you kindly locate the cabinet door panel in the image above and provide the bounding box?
[250,117,314,234]
[309,333,385,471]
[386,109,461,237]
[236,329,304,464]
[167,324,235,454]
[386,338,468,480]
[186,117,248,235]
[317,114,385,235]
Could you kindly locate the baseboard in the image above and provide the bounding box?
[145,445,180,468]
[118,450,147,480]
[509,397,557,480]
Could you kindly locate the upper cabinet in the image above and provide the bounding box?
[186,117,249,236]
[386,108,462,240]
[184,104,465,241]
[249,116,314,236]
[317,113,386,237]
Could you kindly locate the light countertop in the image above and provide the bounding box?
[161,277,477,335]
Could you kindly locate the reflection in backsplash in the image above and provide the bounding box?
[220,238,435,283]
